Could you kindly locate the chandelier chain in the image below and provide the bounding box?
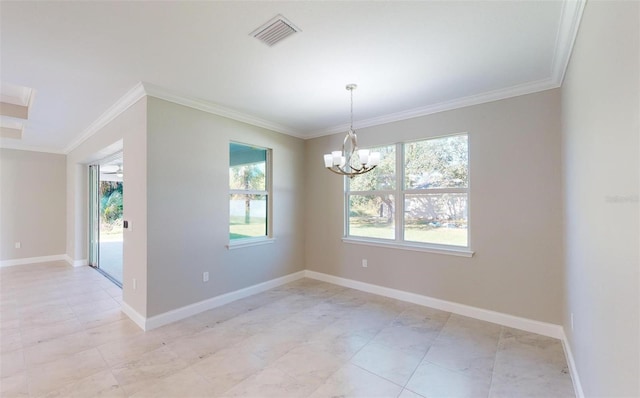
[350,87,354,132]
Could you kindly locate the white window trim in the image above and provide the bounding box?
[227,237,276,250]
[342,237,474,257]
[345,134,470,255]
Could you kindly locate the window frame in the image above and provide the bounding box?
[227,142,274,249]
[344,133,472,257]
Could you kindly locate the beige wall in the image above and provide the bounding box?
[0,149,66,261]
[306,89,564,324]
[66,97,148,316]
[561,1,640,396]
[145,97,306,316]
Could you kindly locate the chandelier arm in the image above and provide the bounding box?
[335,163,353,175]
[326,164,377,177]
[326,167,349,176]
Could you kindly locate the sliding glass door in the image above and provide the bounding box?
[88,158,123,286]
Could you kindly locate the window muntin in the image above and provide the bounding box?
[346,133,469,249]
[229,143,270,241]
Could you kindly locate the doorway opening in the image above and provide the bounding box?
[89,155,123,287]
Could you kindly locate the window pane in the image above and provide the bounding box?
[405,135,468,189]
[229,143,266,190]
[349,145,396,191]
[348,194,395,240]
[230,194,267,239]
[229,163,265,191]
[404,193,467,246]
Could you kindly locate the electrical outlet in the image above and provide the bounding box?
[362,259,368,268]
[203,272,209,282]
[14,242,21,249]
[133,278,137,291]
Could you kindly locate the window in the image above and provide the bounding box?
[229,142,271,242]
[346,133,469,252]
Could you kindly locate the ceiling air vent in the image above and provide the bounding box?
[251,14,300,47]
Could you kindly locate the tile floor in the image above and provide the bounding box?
[0,261,575,397]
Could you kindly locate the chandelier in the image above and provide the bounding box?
[323,84,380,178]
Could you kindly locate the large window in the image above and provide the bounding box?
[229,142,271,242]
[346,133,469,251]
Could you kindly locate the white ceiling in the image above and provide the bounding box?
[0,1,583,153]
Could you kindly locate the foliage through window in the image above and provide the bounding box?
[346,134,469,248]
[229,142,270,241]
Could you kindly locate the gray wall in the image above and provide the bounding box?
[146,97,306,317]
[0,149,66,261]
[306,89,564,324]
[561,1,639,396]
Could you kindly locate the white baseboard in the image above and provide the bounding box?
[560,329,585,398]
[0,254,67,268]
[140,270,306,331]
[74,258,88,267]
[63,255,88,267]
[121,301,146,331]
[304,270,564,339]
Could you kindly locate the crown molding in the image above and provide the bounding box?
[60,74,560,151]
[141,82,302,138]
[64,82,146,154]
[307,77,559,138]
[62,81,304,155]
[551,0,586,85]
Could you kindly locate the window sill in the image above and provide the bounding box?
[342,237,474,257]
[226,238,275,250]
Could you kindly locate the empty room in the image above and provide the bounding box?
[0,1,638,397]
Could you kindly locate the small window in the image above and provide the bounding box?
[346,134,469,250]
[229,142,271,241]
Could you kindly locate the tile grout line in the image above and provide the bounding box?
[301,287,395,397]
[399,310,453,397]
[486,325,505,398]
